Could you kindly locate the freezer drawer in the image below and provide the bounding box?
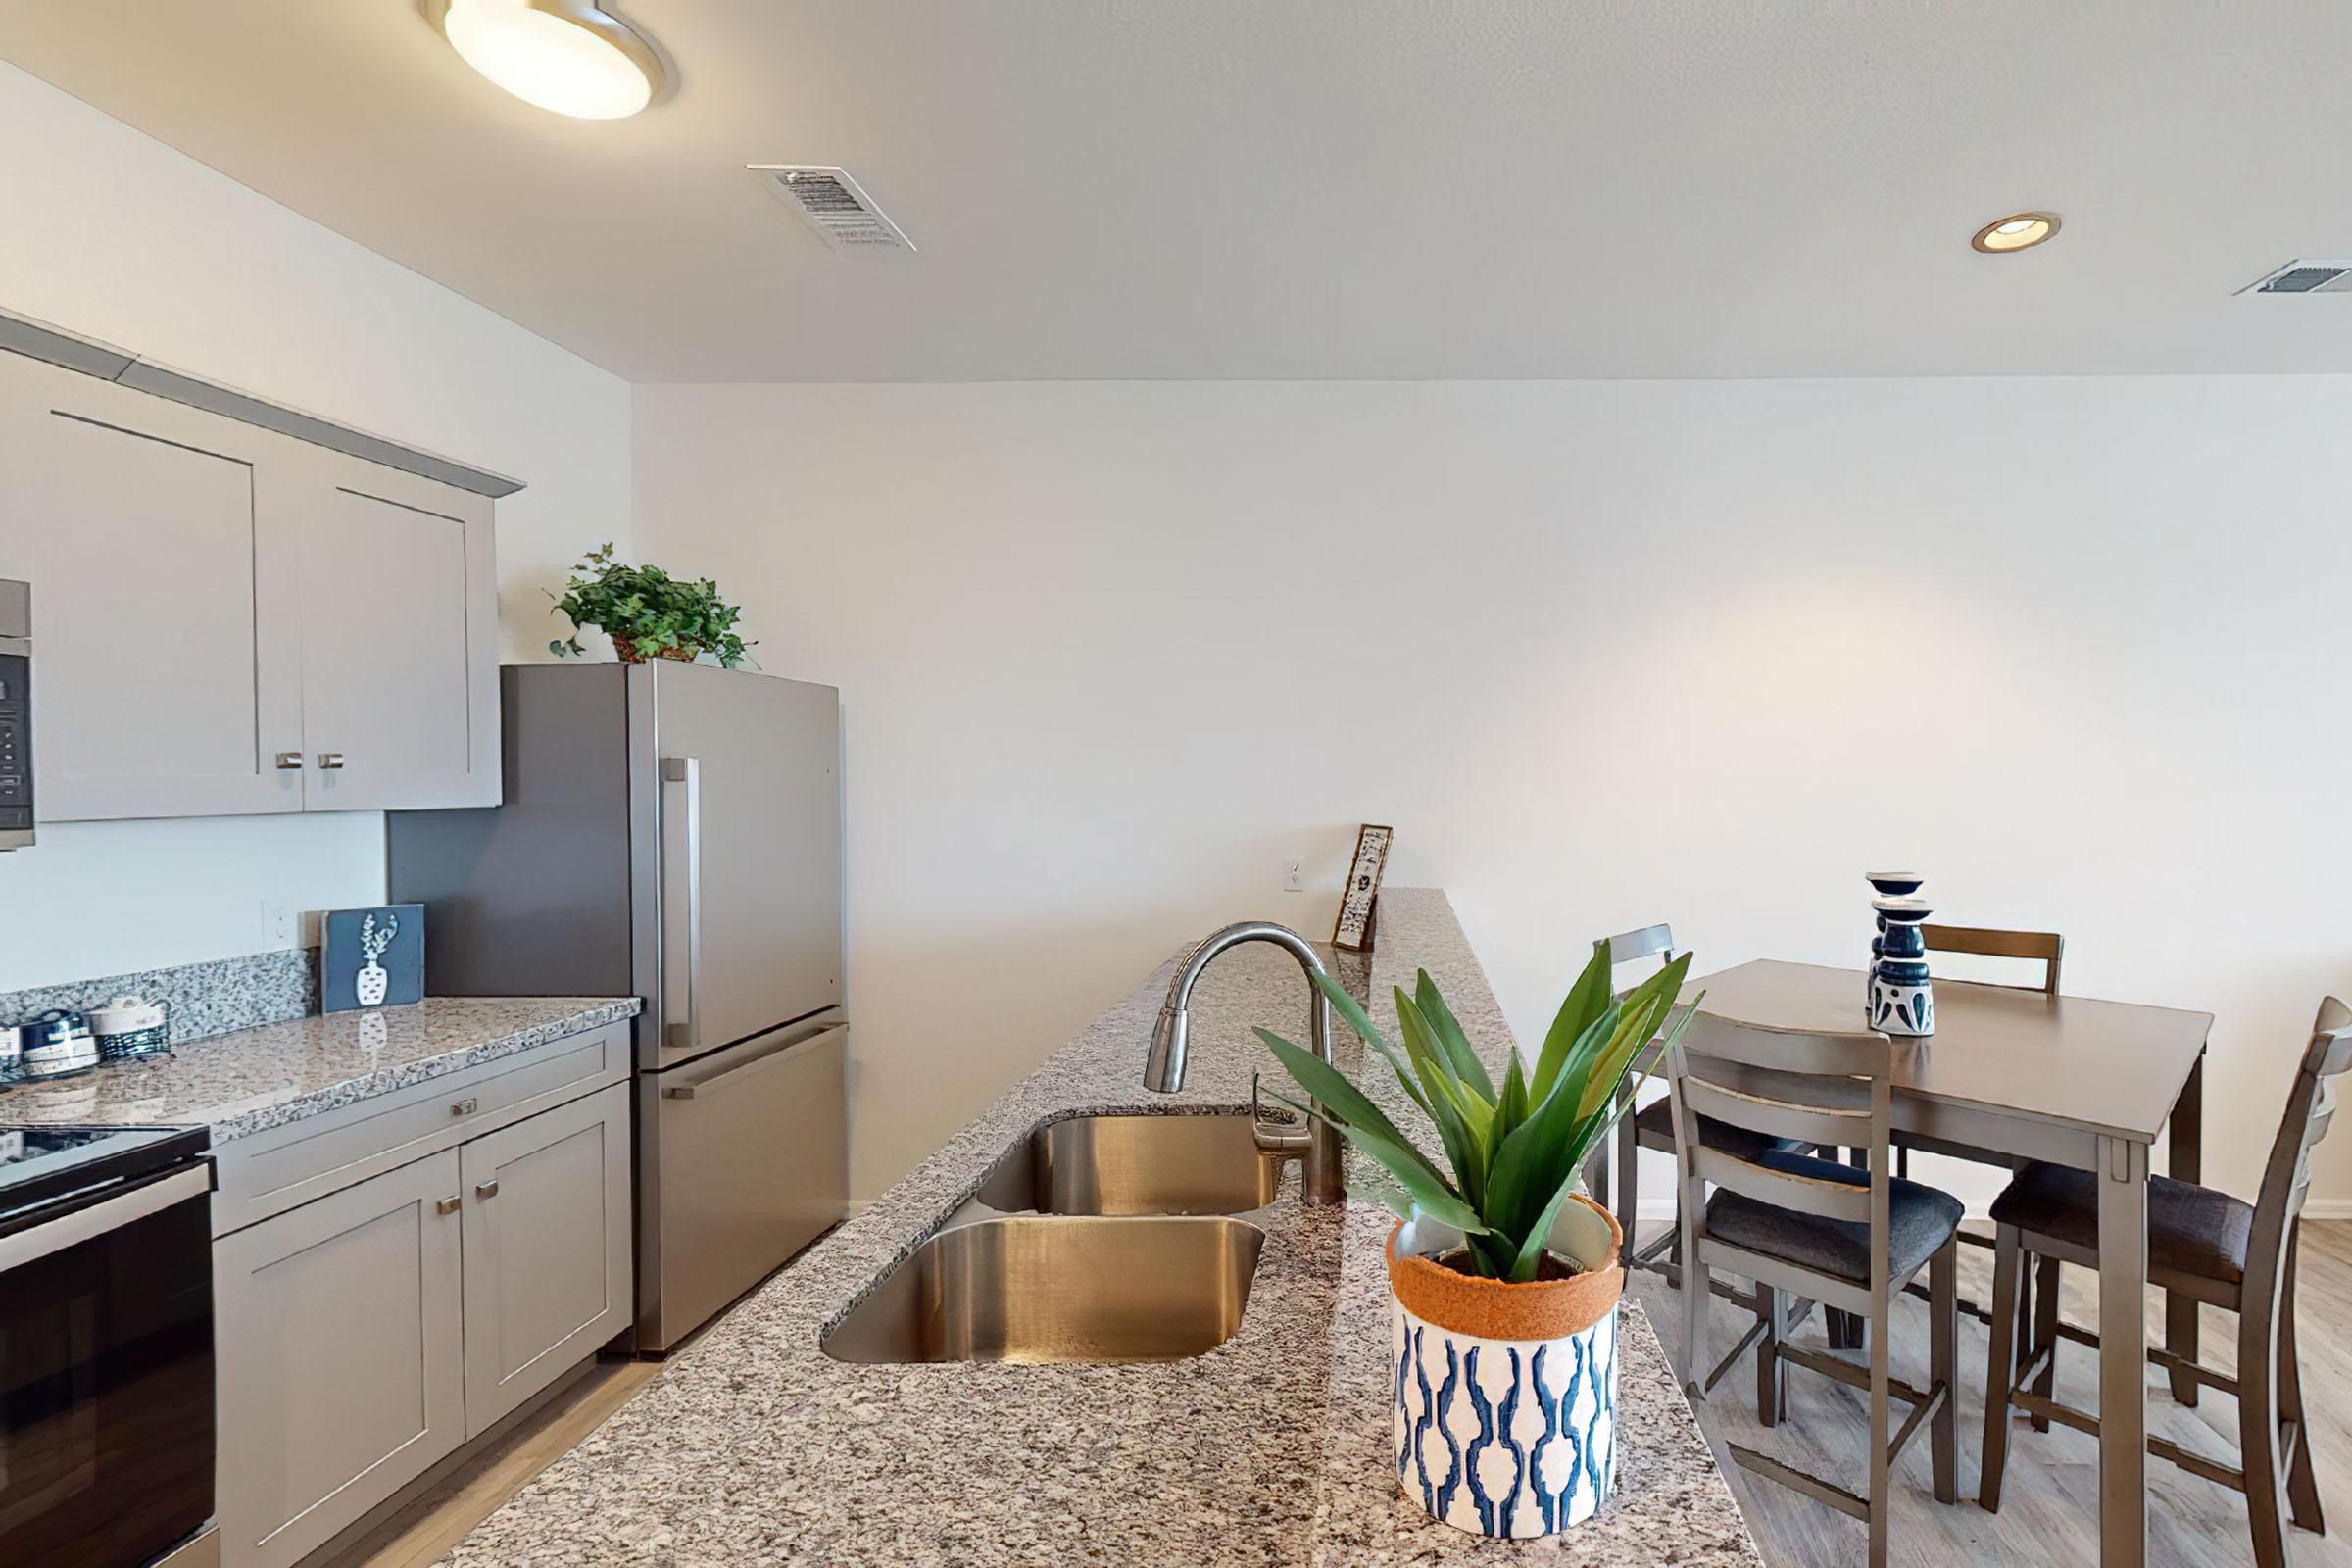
[638,1019,848,1351]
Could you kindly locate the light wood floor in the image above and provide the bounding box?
[1629,1218,2352,1568]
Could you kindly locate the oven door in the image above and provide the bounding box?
[0,1163,215,1567]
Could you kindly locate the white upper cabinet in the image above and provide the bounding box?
[297,464,499,811]
[0,364,307,819]
[0,350,502,819]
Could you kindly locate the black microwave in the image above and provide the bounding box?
[0,577,29,851]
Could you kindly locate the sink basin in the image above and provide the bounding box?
[821,1215,1265,1363]
[973,1112,1286,1216]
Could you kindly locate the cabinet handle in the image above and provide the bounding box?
[274,752,306,770]
[436,1196,462,1216]
[475,1179,500,1200]
[318,752,346,770]
[450,1097,478,1116]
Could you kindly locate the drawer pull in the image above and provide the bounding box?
[318,751,346,770]
[274,752,305,770]
[436,1196,462,1216]
[451,1097,478,1116]
[475,1179,500,1200]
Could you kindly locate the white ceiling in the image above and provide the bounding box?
[8,2,2352,382]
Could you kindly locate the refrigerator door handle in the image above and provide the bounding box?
[661,755,704,1053]
[662,1022,847,1099]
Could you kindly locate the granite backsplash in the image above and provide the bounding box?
[1,948,317,1046]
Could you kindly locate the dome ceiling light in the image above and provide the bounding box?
[420,0,667,120]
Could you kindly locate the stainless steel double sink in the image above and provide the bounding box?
[822,1113,1286,1365]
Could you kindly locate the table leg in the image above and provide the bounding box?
[2167,1052,2204,1405]
[2097,1136,2149,1568]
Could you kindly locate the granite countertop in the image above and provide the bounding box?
[442,889,1758,1567]
[0,995,642,1141]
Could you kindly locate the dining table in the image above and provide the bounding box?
[1678,958,2213,1568]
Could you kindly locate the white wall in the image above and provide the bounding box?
[0,65,631,991]
[636,377,2352,1209]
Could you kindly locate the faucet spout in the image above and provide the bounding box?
[1144,1004,1190,1092]
[1142,920,1346,1204]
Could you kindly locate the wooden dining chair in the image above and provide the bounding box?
[1892,924,2064,1182]
[1583,923,1805,1300]
[1667,1010,1964,1568]
[1979,996,2348,1568]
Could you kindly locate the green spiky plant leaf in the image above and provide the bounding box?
[1263,948,1702,1282]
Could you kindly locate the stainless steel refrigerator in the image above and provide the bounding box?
[387,662,846,1353]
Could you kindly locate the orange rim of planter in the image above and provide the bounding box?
[1386,1194,1626,1342]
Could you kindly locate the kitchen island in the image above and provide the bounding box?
[443,889,1759,1566]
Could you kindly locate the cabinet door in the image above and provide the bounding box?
[458,1082,630,1437]
[214,1150,464,1568]
[0,356,305,819]
[296,457,500,811]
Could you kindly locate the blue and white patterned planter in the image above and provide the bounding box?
[1392,1297,1619,1536]
[1385,1196,1625,1538]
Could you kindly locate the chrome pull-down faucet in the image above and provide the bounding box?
[1144,920,1346,1204]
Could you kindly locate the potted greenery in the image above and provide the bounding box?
[1259,943,1695,1538]
[548,543,755,667]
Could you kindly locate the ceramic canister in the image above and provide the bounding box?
[88,995,171,1059]
[1386,1198,1624,1539]
[20,1009,100,1078]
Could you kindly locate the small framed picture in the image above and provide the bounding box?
[322,905,425,1012]
[1332,824,1394,953]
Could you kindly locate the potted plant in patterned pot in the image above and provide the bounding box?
[1259,943,1696,1538]
[548,543,755,667]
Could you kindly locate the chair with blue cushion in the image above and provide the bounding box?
[1665,1009,1965,1568]
[1979,996,2347,1568]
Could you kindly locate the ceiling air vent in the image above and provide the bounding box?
[2240,260,2352,295]
[751,166,915,252]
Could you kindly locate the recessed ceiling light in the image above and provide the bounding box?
[420,0,666,120]
[1973,213,2061,254]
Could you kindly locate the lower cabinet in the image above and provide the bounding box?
[215,1082,630,1568]
[215,1151,465,1568]
[458,1083,632,1438]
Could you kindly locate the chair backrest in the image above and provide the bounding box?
[1919,923,2064,997]
[1666,1010,1894,1298]
[2247,996,2352,1311]
[1596,922,1675,970]
[1596,925,1678,1087]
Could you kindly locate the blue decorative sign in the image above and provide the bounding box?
[321,905,425,1013]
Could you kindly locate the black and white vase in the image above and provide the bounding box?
[1864,873,1924,1011]
[1869,897,1935,1036]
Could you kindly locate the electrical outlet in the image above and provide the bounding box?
[260,900,299,950]
[1282,857,1305,893]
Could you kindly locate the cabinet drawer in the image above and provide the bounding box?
[212,1021,627,1236]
